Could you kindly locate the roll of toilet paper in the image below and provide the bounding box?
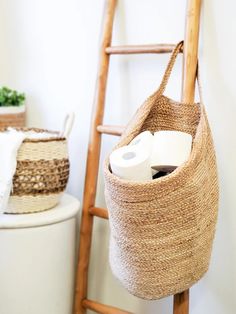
[151,131,192,172]
[110,145,152,181]
[129,131,157,176]
[129,131,154,153]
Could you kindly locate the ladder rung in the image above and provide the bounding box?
[82,299,133,314]
[105,43,179,55]
[97,124,124,136]
[89,207,109,219]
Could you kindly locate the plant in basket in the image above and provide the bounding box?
[0,86,26,128]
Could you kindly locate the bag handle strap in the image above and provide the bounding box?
[158,41,184,95]
[157,40,203,104]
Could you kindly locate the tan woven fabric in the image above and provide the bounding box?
[2,128,69,214]
[104,41,219,300]
[8,194,63,214]
[17,141,68,161]
[13,159,69,196]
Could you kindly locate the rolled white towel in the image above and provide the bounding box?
[0,129,26,213]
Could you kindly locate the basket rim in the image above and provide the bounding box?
[0,127,66,143]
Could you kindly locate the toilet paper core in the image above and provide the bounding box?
[109,145,152,181]
[122,151,136,160]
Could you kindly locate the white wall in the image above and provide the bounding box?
[0,0,234,313]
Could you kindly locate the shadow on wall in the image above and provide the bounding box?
[196,0,236,313]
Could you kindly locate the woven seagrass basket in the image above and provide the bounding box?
[5,128,70,214]
[0,105,26,128]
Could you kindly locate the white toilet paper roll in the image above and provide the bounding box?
[151,131,192,172]
[129,131,157,176]
[110,145,152,181]
[129,131,154,153]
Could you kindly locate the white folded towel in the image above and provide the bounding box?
[0,129,26,213]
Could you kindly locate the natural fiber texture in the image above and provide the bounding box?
[0,111,25,128]
[17,141,68,161]
[4,128,69,214]
[104,41,219,300]
[7,193,63,214]
[13,159,69,195]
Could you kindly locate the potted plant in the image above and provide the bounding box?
[0,86,26,128]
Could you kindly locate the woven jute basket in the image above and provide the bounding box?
[104,41,219,300]
[0,105,26,128]
[4,128,69,214]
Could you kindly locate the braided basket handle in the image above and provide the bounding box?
[158,41,203,104]
[158,41,184,95]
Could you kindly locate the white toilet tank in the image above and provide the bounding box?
[0,194,80,314]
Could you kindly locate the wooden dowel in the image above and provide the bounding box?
[89,207,109,219]
[74,1,117,313]
[106,44,179,55]
[97,124,124,136]
[82,299,133,314]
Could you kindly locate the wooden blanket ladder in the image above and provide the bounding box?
[75,0,202,313]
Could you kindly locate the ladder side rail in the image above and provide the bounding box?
[173,1,202,314]
[74,0,202,313]
[74,1,117,313]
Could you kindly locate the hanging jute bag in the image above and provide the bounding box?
[104,41,219,300]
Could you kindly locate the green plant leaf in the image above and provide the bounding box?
[0,86,25,107]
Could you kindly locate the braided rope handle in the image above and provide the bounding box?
[157,40,203,104]
[158,41,184,95]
